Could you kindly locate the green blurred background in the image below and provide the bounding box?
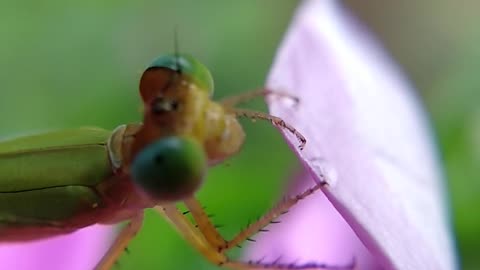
[0,1,477,269]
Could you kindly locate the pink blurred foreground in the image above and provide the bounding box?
[0,225,112,270]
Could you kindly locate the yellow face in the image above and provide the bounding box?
[140,68,202,133]
[132,54,244,168]
[127,55,215,202]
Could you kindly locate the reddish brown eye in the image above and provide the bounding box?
[139,54,214,103]
[139,67,176,103]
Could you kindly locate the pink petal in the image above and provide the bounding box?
[0,225,114,270]
[247,1,457,270]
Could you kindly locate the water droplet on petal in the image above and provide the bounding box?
[309,158,339,187]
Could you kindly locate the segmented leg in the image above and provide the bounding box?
[95,213,144,270]
[233,108,306,150]
[156,204,227,264]
[155,184,348,270]
[224,260,354,270]
[183,197,227,248]
[221,184,323,252]
[220,88,299,108]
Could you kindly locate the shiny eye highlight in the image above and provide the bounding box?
[130,136,207,201]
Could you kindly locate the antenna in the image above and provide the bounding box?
[173,26,181,74]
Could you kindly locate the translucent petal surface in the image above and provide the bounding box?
[248,1,457,269]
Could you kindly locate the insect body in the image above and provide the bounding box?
[0,55,328,270]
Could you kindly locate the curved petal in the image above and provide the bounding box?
[247,1,458,270]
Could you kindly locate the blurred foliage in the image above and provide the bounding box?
[0,0,477,269]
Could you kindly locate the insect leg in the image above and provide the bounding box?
[155,197,342,270]
[155,204,228,265]
[232,108,306,150]
[220,184,323,252]
[221,183,353,270]
[183,197,227,248]
[219,88,299,108]
[95,213,144,270]
[222,260,354,270]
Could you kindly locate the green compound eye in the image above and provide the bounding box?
[131,136,207,201]
[148,54,214,96]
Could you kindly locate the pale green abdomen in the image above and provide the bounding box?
[0,128,113,225]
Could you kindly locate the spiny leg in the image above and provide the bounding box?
[155,204,227,264]
[219,88,305,150]
[95,213,144,270]
[157,194,345,269]
[221,183,355,270]
[183,197,227,248]
[225,261,355,270]
[220,88,299,108]
[221,184,323,252]
[233,108,306,150]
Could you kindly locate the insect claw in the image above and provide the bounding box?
[272,255,283,265]
[256,256,267,264]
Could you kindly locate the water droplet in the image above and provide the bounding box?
[278,95,299,108]
[309,158,338,187]
[265,86,299,109]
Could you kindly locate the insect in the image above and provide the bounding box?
[0,54,329,270]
